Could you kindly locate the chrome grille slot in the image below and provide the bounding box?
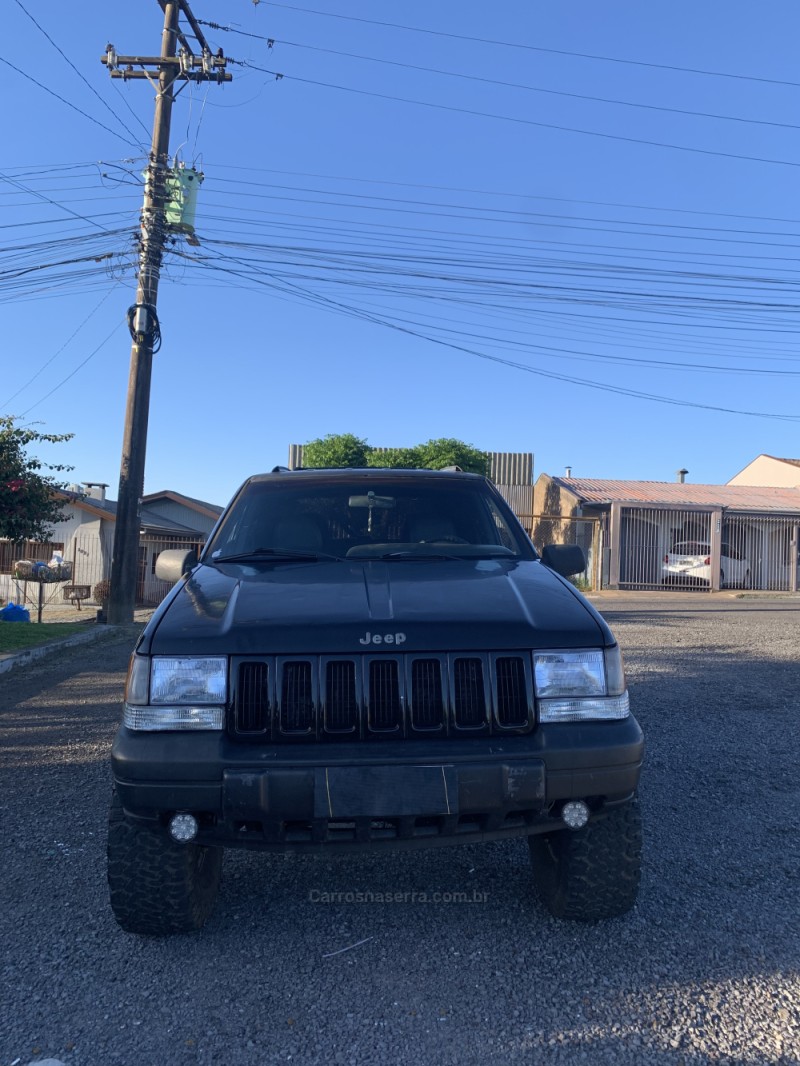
[280,660,315,735]
[453,657,489,730]
[325,659,359,734]
[235,661,269,734]
[495,656,530,728]
[368,659,402,733]
[410,658,444,731]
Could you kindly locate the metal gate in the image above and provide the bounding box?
[611,506,799,592]
[724,513,799,592]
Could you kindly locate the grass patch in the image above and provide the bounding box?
[0,622,90,654]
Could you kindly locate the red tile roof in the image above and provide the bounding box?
[553,478,800,512]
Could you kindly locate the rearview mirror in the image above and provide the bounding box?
[348,494,395,509]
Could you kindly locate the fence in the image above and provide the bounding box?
[612,506,800,592]
[529,515,602,591]
[0,534,203,621]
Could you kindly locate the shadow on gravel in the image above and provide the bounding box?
[0,626,142,698]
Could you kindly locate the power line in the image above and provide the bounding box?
[263,3,800,88]
[11,0,147,148]
[238,61,800,171]
[1,289,116,407]
[198,176,800,243]
[0,170,111,231]
[206,162,800,227]
[18,319,125,416]
[0,55,141,150]
[179,247,800,422]
[205,23,800,132]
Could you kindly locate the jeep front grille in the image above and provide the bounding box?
[281,661,314,735]
[232,652,534,741]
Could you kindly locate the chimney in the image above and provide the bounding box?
[83,481,109,502]
[676,469,688,484]
[565,465,572,478]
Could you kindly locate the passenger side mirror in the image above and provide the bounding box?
[541,544,586,578]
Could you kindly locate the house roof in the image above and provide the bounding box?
[550,477,800,513]
[140,490,223,519]
[56,489,209,536]
[139,508,207,536]
[763,455,800,469]
[57,489,115,521]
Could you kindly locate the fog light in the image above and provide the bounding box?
[562,800,590,830]
[169,812,198,843]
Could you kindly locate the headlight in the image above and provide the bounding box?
[535,647,629,723]
[124,655,227,731]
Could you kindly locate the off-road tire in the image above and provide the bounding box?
[529,797,642,921]
[107,791,223,935]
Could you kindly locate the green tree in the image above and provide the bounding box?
[302,433,371,469]
[416,438,489,475]
[301,433,489,474]
[0,417,74,542]
[367,446,422,469]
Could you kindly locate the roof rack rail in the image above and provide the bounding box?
[271,465,291,473]
[441,465,464,472]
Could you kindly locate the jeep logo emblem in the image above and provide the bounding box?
[358,631,406,646]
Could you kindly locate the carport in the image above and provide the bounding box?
[532,475,800,592]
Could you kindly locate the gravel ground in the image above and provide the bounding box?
[1,595,799,1066]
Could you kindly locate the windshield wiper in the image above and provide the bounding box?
[211,547,340,563]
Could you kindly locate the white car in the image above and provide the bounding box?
[662,540,751,589]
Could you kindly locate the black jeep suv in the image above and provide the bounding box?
[108,467,643,934]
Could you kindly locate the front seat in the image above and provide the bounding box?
[410,516,458,543]
[272,516,323,552]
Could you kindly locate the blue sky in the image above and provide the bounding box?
[3,0,800,506]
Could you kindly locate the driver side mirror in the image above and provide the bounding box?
[155,548,197,583]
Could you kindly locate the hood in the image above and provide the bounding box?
[144,557,610,656]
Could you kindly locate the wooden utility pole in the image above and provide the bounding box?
[102,1,230,624]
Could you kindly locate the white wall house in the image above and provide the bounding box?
[728,455,800,488]
[0,482,222,608]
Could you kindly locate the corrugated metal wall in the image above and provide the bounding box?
[488,452,533,485]
[288,443,303,470]
[495,484,534,530]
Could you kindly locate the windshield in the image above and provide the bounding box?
[671,542,710,556]
[206,477,532,562]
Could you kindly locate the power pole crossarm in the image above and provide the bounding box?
[104,0,231,625]
[102,54,231,81]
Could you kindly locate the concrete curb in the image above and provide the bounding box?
[0,625,114,676]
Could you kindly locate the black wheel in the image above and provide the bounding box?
[528,798,642,921]
[107,791,223,935]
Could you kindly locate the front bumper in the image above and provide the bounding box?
[111,717,644,852]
